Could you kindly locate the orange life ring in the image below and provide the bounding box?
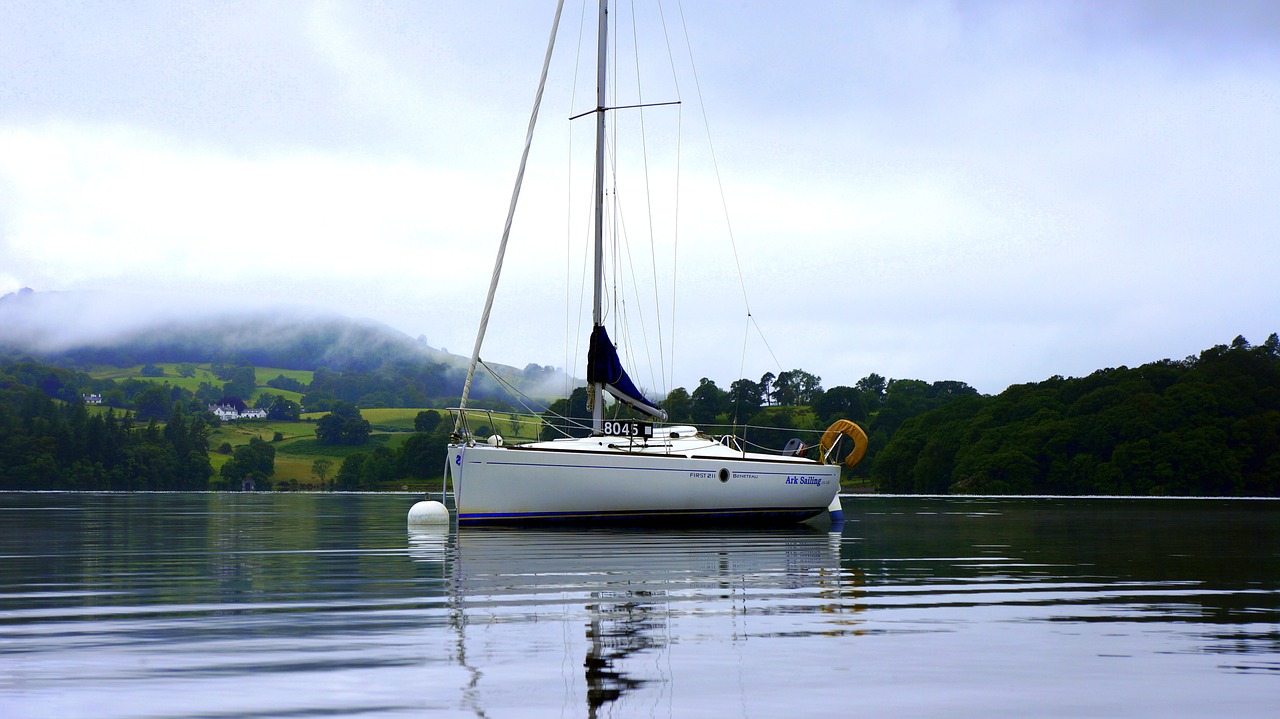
[820,419,869,469]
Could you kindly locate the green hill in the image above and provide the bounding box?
[0,289,571,405]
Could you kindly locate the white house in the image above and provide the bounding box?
[209,405,239,421]
[208,404,266,421]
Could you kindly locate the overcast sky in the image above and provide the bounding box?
[2,0,1278,396]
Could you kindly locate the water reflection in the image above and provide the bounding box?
[415,526,861,716]
[848,498,1280,619]
[3,494,1278,718]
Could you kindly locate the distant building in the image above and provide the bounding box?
[83,394,102,405]
[208,404,266,421]
[209,404,239,421]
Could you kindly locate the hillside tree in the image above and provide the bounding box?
[315,401,371,445]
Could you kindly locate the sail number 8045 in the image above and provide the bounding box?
[602,420,652,438]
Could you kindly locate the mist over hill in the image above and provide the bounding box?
[0,288,573,400]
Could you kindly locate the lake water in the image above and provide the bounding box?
[1,493,1276,718]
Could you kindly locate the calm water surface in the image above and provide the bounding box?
[1,493,1276,718]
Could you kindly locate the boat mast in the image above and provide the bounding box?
[591,0,608,434]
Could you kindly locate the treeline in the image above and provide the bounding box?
[0,386,213,490]
[0,356,453,491]
[7,333,1277,497]
[873,335,1280,496]
[542,368,979,469]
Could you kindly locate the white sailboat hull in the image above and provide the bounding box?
[448,439,841,524]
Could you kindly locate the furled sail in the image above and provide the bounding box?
[587,326,668,421]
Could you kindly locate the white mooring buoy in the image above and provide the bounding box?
[407,500,450,525]
[827,494,845,524]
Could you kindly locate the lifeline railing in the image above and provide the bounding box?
[447,407,550,444]
[446,406,840,463]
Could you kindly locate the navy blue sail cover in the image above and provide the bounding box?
[587,325,668,420]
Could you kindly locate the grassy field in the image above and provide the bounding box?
[275,433,409,457]
[82,362,527,490]
[88,363,308,405]
[207,411,433,489]
[358,408,425,430]
[300,408,541,441]
[208,404,551,490]
[91,366,214,393]
[208,420,316,446]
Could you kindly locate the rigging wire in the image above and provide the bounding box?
[475,360,592,439]
[656,0,684,396]
[673,1,752,319]
[556,0,780,419]
[609,10,661,404]
[456,0,566,431]
[629,0,668,400]
[564,0,590,401]
[459,1,798,438]
[600,0,677,406]
[750,312,786,377]
[671,0,790,398]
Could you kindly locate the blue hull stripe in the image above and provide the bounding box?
[458,505,826,525]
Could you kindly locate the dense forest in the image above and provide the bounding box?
[873,335,1280,496]
[0,387,213,490]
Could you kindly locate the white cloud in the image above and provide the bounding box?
[0,122,499,282]
[1,0,1278,396]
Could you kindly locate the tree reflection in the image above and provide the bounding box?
[584,589,663,715]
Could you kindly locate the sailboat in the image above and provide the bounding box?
[444,0,867,525]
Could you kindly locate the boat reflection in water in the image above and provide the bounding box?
[407,525,863,717]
